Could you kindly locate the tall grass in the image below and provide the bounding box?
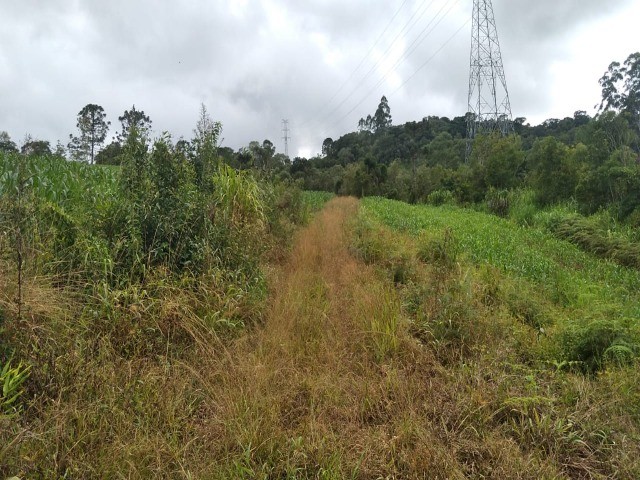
[351,197,640,477]
[361,196,640,369]
[0,149,312,478]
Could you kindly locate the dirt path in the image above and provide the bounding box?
[201,196,474,478]
[197,197,598,479]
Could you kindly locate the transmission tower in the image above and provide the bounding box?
[281,119,291,158]
[466,0,513,159]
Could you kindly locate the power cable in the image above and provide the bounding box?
[297,0,412,129]
[333,0,460,126]
[392,18,469,95]
[313,0,438,127]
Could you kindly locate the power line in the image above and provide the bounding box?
[322,0,412,108]
[393,18,469,95]
[333,0,461,126]
[314,0,439,127]
[297,0,412,129]
[397,0,460,67]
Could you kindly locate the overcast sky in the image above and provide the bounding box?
[1,0,638,157]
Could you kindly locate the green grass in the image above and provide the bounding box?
[362,197,640,318]
[360,197,640,373]
[301,191,334,213]
[350,197,640,477]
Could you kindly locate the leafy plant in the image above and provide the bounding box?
[426,189,454,206]
[1,359,31,416]
[559,318,638,372]
[485,187,510,217]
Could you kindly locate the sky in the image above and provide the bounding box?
[1,0,638,158]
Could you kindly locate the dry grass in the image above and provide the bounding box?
[2,197,638,478]
[186,197,574,478]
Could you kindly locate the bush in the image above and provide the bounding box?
[416,228,459,269]
[351,213,416,284]
[426,189,455,206]
[485,188,510,217]
[509,189,538,227]
[559,318,638,372]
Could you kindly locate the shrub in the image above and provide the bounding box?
[426,189,454,206]
[412,269,477,362]
[485,188,510,217]
[416,228,459,269]
[509,189,538,226]
[559,318,638,372]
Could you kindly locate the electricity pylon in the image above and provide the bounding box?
[281,119,291,158]
[466,0,513,160]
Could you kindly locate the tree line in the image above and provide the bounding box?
[0,103,293,176]
[2,52,638,224]
[292,52,640,223]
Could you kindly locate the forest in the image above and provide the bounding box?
[0,52,639,478]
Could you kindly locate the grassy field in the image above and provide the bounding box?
[362,197,640,329]
[349,197,640,477]
[3,178,639,477]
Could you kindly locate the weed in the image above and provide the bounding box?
[558,317,637,372]
[416,228,459,269]
[360,285,402,362]
[508,188,538,226]
[485,187,510,217]
[0,358,31,416]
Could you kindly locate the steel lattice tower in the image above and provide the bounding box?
[281,119,291,158]
[466,0,513,159]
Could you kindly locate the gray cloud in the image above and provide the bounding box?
[0,0,636,156]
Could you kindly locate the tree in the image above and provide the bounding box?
[528,136,580,205]
[577,111,636,166]
[21,139,51,157]
[67,135,87,162]
[192,103,222,188]
[373,95,392,131]
[470,134,524,193]
[322,137,334,157]
[358,96,392,133]
[175,138,193,157]
[236,147,253,170]
[576,146,640,217]
[68,104,110,164]
[424,132,464,169]
[53,140,66,158]
[95,141,124,165]
[358,115,373,133]
[118,105,152,143]
[262,139,275,159]
[247,139,276,171]
[0,131,18,153]
[598,52,640,137]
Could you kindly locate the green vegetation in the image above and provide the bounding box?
[292,53,640,273]
[0,106,311,477]
[301,190,334,213]
[361,197,640,368]
[351,197,640,477]
[1,49,639,479]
